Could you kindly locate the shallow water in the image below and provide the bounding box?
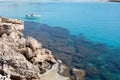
[0,2,120,80]
[0,2,120,46]
[24,21,120,80]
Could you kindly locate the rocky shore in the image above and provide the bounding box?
[2,17,119,80]
[0,17,85,80]
[24,21,120,80]
[109,0,120,2]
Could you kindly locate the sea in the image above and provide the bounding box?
[0,2,120,47]
[0,1,120,80]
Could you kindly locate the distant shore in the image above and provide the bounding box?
[0,0,120,3]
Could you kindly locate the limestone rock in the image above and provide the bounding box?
[18,37,26,49]
[40,63,70,80]
[0,17,71,80]
[26,37,42,51]
[0,74,11,80]
[1,17,24,25]
[0,23,13,35]
[41,48,52,55]
[73,68,86,80]
[58,63,71,78]
[0,41,40,80]
[25,47,34,59]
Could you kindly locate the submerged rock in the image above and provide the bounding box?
[40,63,70,80]
[72,68,86,80]
[86,65,99,77]
[0,17,71,80]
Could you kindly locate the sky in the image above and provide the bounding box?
[0,0,108,2]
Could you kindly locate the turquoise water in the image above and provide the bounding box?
[0,2,120,46]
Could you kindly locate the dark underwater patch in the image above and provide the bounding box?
[24,21,120,80]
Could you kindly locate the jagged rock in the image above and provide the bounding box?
[41,48,52,55]
[0,74,11,80]
[1,17,24,25]
[0,42,40,80]
[58,63,72,80]
[18,37,26,49]
[25,47,34,59]
[40,63,70,80]
[0,17,71,80]
[0,18,24,36]
[73,68,86,80]
[26,37,42,51]
[0,23,13,36]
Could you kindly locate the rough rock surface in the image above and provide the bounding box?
[0,17,70,80]
[72,68,86,80]
[0,74,11,80]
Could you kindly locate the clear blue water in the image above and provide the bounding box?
[0,2,120,47]
[1,2,120,80]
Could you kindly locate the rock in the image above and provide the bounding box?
[31,48,57,64]
[18,37,26,49]
[1,17,23,25]
[0,42,40,80]
[0,23,13,35]
[86,65,99,77]
[26,37,42,51]
[73,68,86,80]
[12,24,24,32]
[41,48,52,55]
[58,63,72,79]
[40,63,70,80]
[109,0,120,2]
[25,47,34,59]
[0,74,11,80]
[0,17,71,80]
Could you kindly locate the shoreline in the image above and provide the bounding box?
[24,21,120,80]
[0,1,120,3]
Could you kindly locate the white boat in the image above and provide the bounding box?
[25,14,42,19]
